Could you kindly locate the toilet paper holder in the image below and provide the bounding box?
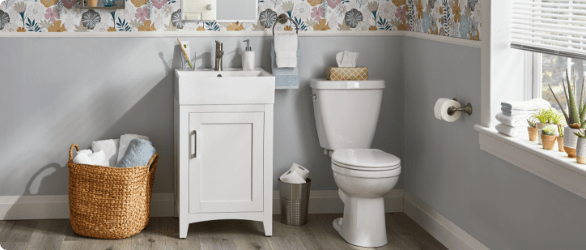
[448,98,473,116]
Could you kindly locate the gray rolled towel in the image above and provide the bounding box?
[115,139,156,168]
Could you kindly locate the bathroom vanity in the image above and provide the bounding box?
[174,69,275,238]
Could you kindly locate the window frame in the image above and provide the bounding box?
[477,0,586,201]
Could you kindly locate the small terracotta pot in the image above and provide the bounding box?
[557,137,565,152]
[88,0,98,7]
[528,127,538,141]
[541,134,557,150]
[577,138,586,164]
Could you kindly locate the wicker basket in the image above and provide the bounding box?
[68,144,159,239]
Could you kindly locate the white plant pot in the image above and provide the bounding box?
[564,126,580,149]
[536,123,557,145]
[577,137,586,164]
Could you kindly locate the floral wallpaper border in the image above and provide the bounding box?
[0,0,481,41]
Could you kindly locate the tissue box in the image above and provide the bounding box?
[326,67,368,81]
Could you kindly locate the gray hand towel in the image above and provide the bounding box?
[115,139,156,168]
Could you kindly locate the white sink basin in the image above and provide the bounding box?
[175,69,275,105]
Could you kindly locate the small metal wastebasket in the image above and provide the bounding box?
[280,178,311,226]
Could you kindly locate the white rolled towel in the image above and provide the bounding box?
[289,163,309,180]
[279,169,306,184]
[117,134,149,163]
[73,150,109,166]
[91,139,119,167]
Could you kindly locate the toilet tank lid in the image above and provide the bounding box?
[310,79,385,89]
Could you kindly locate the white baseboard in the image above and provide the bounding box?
[1,190,489,250]
[0,190,404,220]
[403,191,489,250]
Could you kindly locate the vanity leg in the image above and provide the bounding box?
[263,217,273,236]
[179,220,188,239]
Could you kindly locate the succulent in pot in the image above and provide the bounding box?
[550,109,566,152]
[541,127,557,150]
[574,129,586,164]
[549,69,586,158]
[557,125,565,152]
[527,117,538,142]
[532,108,557,145]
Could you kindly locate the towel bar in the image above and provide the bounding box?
[272,14,299,36]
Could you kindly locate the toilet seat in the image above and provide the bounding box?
[332,149,401,171]
[331,149,401,178]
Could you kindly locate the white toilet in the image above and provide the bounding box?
[310,79,401,248]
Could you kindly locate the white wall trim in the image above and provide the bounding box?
[475,125,586,200]
[0,30,481,48]
[0,190,404,220]
[1,189,490,250]
[404,191,490,250]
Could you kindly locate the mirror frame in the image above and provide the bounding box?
[180,0,259,23]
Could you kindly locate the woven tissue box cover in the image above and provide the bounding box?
[326,67,369,81]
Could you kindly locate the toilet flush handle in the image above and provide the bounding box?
[311,94,317,101]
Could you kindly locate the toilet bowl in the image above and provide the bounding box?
[331,148,401,248]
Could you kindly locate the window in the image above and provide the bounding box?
[535,53,586,109]
[512,0,586,107]
[511,0,586,60]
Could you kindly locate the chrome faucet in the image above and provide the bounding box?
[215,40,223,71]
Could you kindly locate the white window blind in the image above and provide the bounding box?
[511,0,586,60]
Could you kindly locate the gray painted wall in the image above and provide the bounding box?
[0,36,404,196]
[403,37,586,249]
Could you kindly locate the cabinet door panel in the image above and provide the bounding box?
[189,112,264,213]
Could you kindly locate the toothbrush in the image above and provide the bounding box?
[177,38,194,69]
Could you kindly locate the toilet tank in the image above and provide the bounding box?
[310,79,385,151]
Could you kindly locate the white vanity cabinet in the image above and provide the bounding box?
[174,69,275,239]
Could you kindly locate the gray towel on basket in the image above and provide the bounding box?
[115,139,156,168]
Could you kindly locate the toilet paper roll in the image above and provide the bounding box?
[279,170,306,184]
[434,98,461,122]
[289,163,309,180]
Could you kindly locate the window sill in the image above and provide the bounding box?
[475,125,586,200]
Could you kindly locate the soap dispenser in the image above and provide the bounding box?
[242,39,255,71]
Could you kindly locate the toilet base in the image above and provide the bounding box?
[333,191,388,248]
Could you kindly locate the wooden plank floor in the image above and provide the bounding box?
[0,213,447,250]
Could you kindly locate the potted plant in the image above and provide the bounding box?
[541,127,557,150]
[549,69,586,158]
[557,125,565,152]
[574,129,586,164]
[527,117,538,141]
[532,108,556,145]
[88,0,98,7]
[550,109,566,152]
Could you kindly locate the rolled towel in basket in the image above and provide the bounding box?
[117,134,149,163]
[73,150,109,166]
[91,139,119,167]
[115,139,156,168]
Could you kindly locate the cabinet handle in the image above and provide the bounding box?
[193,130,197,158]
